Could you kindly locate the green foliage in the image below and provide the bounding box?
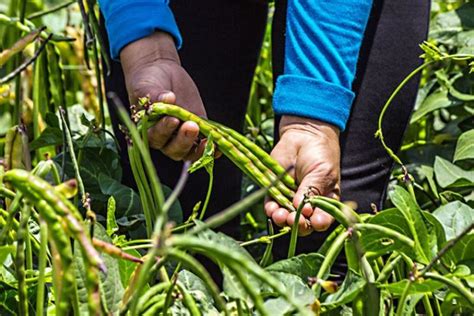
[0,0,473,315]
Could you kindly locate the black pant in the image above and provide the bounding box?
[102,0,430,259]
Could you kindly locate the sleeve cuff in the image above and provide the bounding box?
[273,75,355,131]
[104,1,182,59]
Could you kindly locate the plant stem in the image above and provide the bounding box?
[287,199,305,258]
[395,279,412,316]
[422,295,434,316]
[240,227,290,247]
[35,218,47,316]
[198,171,213,220]
[191,185,270,235]
[425,272,474,306]
[28,0,76,19]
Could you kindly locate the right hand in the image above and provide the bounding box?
[120,31,206,161]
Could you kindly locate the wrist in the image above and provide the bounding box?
[279,115,340,140]
[120,31,180,75]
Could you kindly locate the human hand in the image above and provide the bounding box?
[120,32,206,161]
[264,116,340,236]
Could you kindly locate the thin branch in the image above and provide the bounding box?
[28,0,76,20]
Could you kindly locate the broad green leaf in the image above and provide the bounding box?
[29,127,63,150]
[322,270,366,311]
[0,281,18,315]
[433,201,473,240]
[361,209,415,258]
[0,246,14,265]
[389,186,430,263]
[177,270,219,313]
[74,223,124,314]
[410,90,462,123]
[263,272,314,316]
[265,253,324,281]
[434,156,474,188]
[380,279,444,296]
[454,130,474,162]
[422,212,447,259]
[99,173,141,218]
[417,165,439,198]
[446,234,474,263]
[118,248,142,287]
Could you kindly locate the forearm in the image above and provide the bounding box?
[273,0,373,131]
[98,0,182,59]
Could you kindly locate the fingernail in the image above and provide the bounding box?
[158,92,172,102]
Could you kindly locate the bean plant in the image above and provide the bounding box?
[0,0,473,315]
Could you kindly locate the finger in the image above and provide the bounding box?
[183,138,206,162]
[147,116,180,149]
[264,200,280,217]
[310,208,334,232]
[271,208,289,227]
[287,212,313,236]
[162,121,200,161]
[294,195,316,218]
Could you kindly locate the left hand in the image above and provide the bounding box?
[264,115,341,236]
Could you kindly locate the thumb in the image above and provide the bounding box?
[156,91,176,104]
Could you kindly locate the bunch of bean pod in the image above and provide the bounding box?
[3,169,105,314]
[135,102,297,212]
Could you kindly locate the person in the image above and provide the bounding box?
[98,0,430,260]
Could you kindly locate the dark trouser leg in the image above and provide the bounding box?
[271,0,430,261]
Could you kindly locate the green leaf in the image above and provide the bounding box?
[29,127,63,150]
[418,165,439,198]
[118,248,142,287]
[266,253,325,281]
[434,156,474,188]
[433,201,474,240]
[0,246,14,266]
[380,279,444,296]
[99,173,141,218]
[74,223,124,314]
[410,90,462,123]
[263,272,315,316]
[389,186,430,263]
[177,270,219,313]
[446,234,474,263]
[454,130,474,162]
[322,270,366,311]
[188,134,215,174]
[360,209,415,258]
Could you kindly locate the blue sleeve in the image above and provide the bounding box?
[98,0,182,59]
[273,0,372,131]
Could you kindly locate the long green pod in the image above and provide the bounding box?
[206,122,295,199]
[176,281,202,316]
[36,219,48,316]
[16,204,30,316]
[139,103,295,210]
[3,170,105,271]
[211,120,296,190]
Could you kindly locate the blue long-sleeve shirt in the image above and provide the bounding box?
[99,0,372,131]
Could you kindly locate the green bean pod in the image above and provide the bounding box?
[16,205,30,316]
[176,282,201,316]
[211,120,297,190]
[3,170,105,271]
[0,208,17,243]
[206,124,295,200]
[139,103,295,211]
